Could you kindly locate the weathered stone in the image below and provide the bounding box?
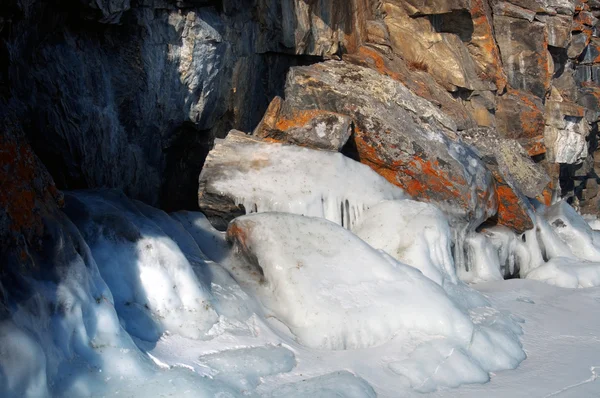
[496,90,546,155]
[553,68,579,100]
[493,2,536,20]
[253,97,352,151]
[578,87,600,117]
[401,0,471,15]
[459,128,550,232]
[581,37,600,63]
[575,10,598,26]
[468,0,509,91]
[498,0,549,12]
[343,46,477,130]
[576,64,600,84]
[283,61,497,225]
[382,1,496,91]
[542,14,573,47]
[366,20,391,47]
[0,118,64,256]
[568,30,592,58]
[494,16,552,98]
[544,100,590,164]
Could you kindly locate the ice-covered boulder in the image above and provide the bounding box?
[226,212,474,350]
[545,200,600,262]
[198,131,406,230]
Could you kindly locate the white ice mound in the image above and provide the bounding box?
[226,212,474,350]
[64,191,218,341]
[352,200,457,285]
[545,200,600,262]
[200,133,406,229]
[526,257,600,288]
[226,213,525,389]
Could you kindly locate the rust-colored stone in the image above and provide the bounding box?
[496,89,545,141]
[468,0,508,92]
[495,184,533,232]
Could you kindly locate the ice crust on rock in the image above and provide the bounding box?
[226,212,475,350]
[199,132,406,229]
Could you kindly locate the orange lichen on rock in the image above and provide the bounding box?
[273,109,342,131]
[0,126,62,252]
[469,0,508,91]
[352,132,482,217]
[496,89,545,140]
[495,184,533,232]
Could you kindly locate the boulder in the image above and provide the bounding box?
[568,30,592,58]
[198,130,406,230]
[494,16,552,98]
[282,61,497,225]
[539,14,573,47]
[581,38,600,64]
[458,128,550,232]
[253,96,352,151]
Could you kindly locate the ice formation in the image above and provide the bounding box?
[352,200,457,286]
[226,212,475,350]
[225,212,525,388]
[200,138,406,229]
[7,159,600,396]
[64,191,219,341]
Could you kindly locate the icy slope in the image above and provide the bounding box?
[225,212,525,389]
[64,190,219,341]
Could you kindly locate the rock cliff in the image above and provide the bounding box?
[3,0,600,290]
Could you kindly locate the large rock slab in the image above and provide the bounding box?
[544,100,590,164]
[343,46,477,130]
[382,1,496,92]
[282,61,497,225]
[496,90,547,156]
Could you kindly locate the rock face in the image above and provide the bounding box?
[282,61,497,225]
[4,0,600,218]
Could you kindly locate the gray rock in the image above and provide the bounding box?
[494,16,551,98]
